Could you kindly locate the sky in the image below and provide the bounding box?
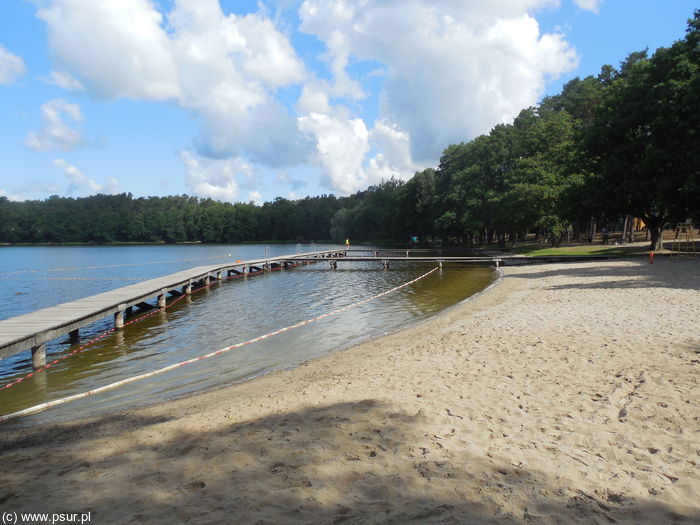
[0,0,697,204]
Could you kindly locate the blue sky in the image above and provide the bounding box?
[0,0,696,204]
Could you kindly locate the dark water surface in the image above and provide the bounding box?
[0,244,495,426]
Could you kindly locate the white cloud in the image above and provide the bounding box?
[181,150,255,202]
[38,0,308,166]
[43,70,85,91]
[34,0,581,197]
[367,120,422,182]
[37,0,179,100]
[296,82,333,116]
[25,99,86,151]
[298,112,369,194]
[0,44,26,85]
[52,158,119,196]
[247,190,263,205]
[573,0,603,14]
[170,1,308,164]
[0,189,24,202]
[299,0,578,162]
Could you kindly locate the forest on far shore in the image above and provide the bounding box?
[2,12,698,250]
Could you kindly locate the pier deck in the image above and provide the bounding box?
[0,249,607,368]
[0,249,343,366]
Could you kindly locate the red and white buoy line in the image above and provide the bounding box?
[0,259,313,393]
[0,266,438,423]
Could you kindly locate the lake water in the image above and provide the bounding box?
[0,244,495,426]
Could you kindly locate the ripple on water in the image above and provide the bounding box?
[0,246,494,426]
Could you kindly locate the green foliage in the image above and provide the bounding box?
[0,193,343,244]
[585,10,700,249]
[3,11,697,249]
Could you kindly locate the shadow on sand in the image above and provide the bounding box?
[507,256,700,292]
[2,398,698,524]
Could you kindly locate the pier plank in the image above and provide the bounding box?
[0,249,343,361]
[0,249,547,363]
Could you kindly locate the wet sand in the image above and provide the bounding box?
[2,257,699,524]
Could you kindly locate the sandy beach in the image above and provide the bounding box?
[2,257,699,524]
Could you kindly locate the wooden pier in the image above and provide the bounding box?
[297,255,503,269]
[0,248,605,370]
[0,249,344,368]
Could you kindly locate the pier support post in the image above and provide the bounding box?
[184,282,192,295]
[382,260,389,269]
[69,329,80,344]
[158,294,166,308]
[204,275,210,286]
[31,343,46,369]
[439,261,443,270]
[114,310,125,329]
[216,271,222,281]
[243,265,249,276]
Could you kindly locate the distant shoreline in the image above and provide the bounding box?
[0,240,337,247]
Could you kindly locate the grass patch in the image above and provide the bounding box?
[509,244,649,257]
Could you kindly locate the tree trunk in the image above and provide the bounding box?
[649,226,663,251]
[551,231,562,247]
[510,232,518,247]
[621,215,629,244]
[644,215,666,251]
[497,231,506,249]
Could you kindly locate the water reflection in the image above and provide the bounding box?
[1,250,494,426]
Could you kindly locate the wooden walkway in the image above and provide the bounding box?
[294,255,503,269]
[0,249,343,367]
[0,248,607,369]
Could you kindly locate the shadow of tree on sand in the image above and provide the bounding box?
[506,257,700,292]
[3,399,698,524]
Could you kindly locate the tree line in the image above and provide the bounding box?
[0,193,346,244]
[2,11,698,250]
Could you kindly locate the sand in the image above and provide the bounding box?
[1,257,699,524]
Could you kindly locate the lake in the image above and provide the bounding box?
[0,244,495,425]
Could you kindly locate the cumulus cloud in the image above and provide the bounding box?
[181,150,256,202]
[38,0,308,166]
[37,0,179,100]
[298,112,370,194]
[247,190,263,205]
[573,0,603,14]
[299,0,578,162]
[42,70,85,91]
[0,44,26,85]
[53,158,119,196]
[170,1,309,164]
[299,117,423,194]
[25,99,86,151]
[367,120,422,183]
[34,0,580,198]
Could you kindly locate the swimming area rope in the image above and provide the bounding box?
[0,266,438,422]
[0,260,319,392]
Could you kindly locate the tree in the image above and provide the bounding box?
[586,11,700,250]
